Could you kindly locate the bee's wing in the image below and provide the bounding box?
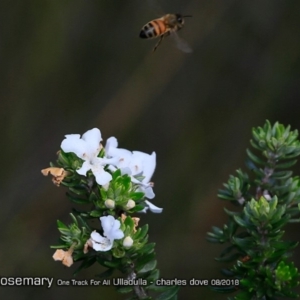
[171,31,193,53]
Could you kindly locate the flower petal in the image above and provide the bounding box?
[82,128,102,157]
[100,216,124,240]
[110,228,124,240]
[143,186,155,199]
[90,231,103,243]
[115,150,133,168]
[90,231,113,251]
[52,249,66,261]
[133,151,156,183]
[112,219,121,231]
[76,161,91,176]
[105,137,132,168]
[145,200,163,213]
[135,184,155,199]
[61,134,88,159]
[105,136,118,152]
[120,167,132,176]
[94,169,112,186]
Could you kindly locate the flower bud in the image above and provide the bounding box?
[105,199,115,209]
[123,236,133,248]
[126,199,135,210]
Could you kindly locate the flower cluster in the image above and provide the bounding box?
[42,127,163,262]
[59,128,162,213]
[42,127,172,299]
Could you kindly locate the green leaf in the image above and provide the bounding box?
[206,236,221,243]
[66,192,89,204]
[144,269,160,282]
[89,191,98,202]
[246,149,265,165]
[138,243,156,254]
[233,215,248,227]
[137,260,157,274]
[211,226,223,235]
[95,268,115,279]
[50,244,67,249]
[224,207,241,216]
[104,260,120,268]
[112,247,125,258]
[69,186,88,196]
[272,170,293,180]
[129,192,145,200]
[232,236,253,249]
[134,225,149,240]
[135,253,155,270]
[250,139,263,151]
[276,159,298,169]
[73,257,96,276]
[90,210,102,217]
[57,219,68,229]
[112,169,121,180]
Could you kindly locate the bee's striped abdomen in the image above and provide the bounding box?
[139,19,167,39]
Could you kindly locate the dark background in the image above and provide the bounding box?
[1,0,300,299]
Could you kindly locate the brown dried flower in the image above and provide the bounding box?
[121,214,140,233]
[52,248,74,267]
[41,167,69,186]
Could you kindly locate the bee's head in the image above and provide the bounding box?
[175,14,184,25]
[176,13,192,25]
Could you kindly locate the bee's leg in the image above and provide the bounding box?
[153,35,165,52]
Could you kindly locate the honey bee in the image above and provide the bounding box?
[139,13,192,52]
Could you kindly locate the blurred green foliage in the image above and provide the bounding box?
[208,121,300,299]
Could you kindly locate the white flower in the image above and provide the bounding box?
[123,236,133,249]
[61,128,116,186]
[90,216,124,252]
[105,137,163,213]
[105,138,155,186]
[100,215,124,241]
